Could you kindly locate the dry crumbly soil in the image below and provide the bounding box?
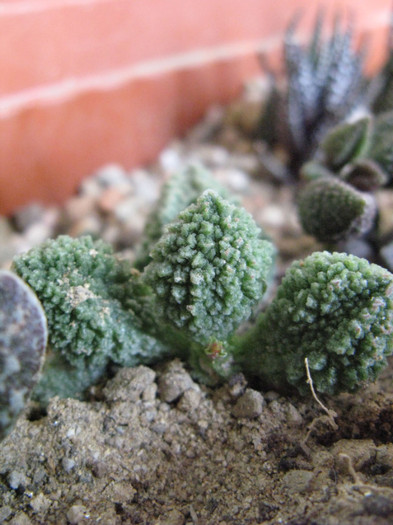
[2,82,393,524]
[2,361,393,525]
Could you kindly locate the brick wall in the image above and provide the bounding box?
[0,0,391,214]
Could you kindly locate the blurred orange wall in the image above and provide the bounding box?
[0,0,391,214]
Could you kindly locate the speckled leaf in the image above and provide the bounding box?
[298,177,376,243]
[0,270,47,440]
[322,117,371,171]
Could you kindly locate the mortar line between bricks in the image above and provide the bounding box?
[0,0,115,16]
[0,36,280,118]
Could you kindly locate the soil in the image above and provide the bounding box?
[1,81,393,525]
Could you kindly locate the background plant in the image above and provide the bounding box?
[258,12,369,177]
[256,11,393,267]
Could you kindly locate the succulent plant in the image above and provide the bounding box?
[143,189,275,380]
[258,12,368,174]
[134,163,234,269]
[237,251,393,395]
[320,116,372,173]
[297,177,377,243]
[0,270,47,440]
[12,235,171,400]
[313,111,393,186]
[3,156,393,444]
[298,110,393,247]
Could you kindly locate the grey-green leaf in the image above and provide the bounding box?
[298,178,376,243]
[0,270,47,440]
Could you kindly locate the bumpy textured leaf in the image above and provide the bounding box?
[135,164,234,269]
[249,252,393,395]
[144,190,275,346]
[298,177,376,243]
[12,236,170,375]
[321,117,371,171]
[0,271,47,440]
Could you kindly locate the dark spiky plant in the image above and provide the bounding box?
[258,12,369,176]
[370,14,393,114]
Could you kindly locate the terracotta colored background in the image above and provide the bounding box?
[0,0,391,214]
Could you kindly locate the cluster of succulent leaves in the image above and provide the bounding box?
[2,163,393,443]
[298,111,393,245]
[235,251,393,395]
[257,11,393,266]
[258,12,369,174]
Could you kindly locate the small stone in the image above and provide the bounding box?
[0,505,12,521]
[376,444,393,469]
[282,469,314,494]
[61,457,76,473]
[95,163,128,187]
[102,481,136,503]
[228,373,247,398]
[79,178,103,198]
[24,222,53,248]
[264,390,280,402]
[29,493,51,514]
[215,168,249,192]
[232,389,265,419]
[64,195,96,222]
[157,360,194,403]
[66,504,90,524]
[98,187,126,213]
[130,169,160,203]
[12,203,45,232]
[177,387,202,412]
[103,366,156,402]
[194,144,229,166]
[91,460,110,479]
[68,215,102,238]
[363,494,393,517]
[142,382,158,402]
[8,470,29,490]
[8,512,32,525]
[331,439,376,472]
[157,508,185,525]
[285,403,303,425]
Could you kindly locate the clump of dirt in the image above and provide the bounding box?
[1,359,393,524]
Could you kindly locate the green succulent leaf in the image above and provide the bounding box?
[298,177,376,243]
[12,236,170,377]
[134,163,234,269]
[247,251,393,395]
[322,116,372,171]
[144,190,275,346]
[300,161,335,182]
[367,110,393,182]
